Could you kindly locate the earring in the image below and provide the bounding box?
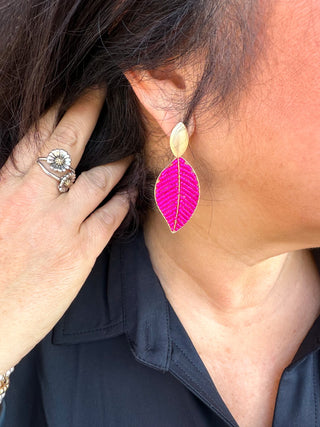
[154,122,200,233]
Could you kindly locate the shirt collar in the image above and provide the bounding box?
[52,228,320,368]
[52,227,172,372]
[117,227,172,372]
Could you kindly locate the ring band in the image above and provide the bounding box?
[36,149,76,193]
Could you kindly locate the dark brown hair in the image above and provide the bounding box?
[0,0,265,240]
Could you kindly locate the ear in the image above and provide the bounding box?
[125,66,195,137]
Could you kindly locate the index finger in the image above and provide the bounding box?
[2,87,107,183]
[37,86,107,170]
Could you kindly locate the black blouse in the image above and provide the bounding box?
[2,227,320,426]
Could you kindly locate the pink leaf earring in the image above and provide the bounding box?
[154,122,200,233]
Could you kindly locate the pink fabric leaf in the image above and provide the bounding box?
[155,157,200,233]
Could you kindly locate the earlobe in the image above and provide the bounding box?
[125,68,195,138]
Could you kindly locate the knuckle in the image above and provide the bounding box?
[97,208,117,228]
[50,123,79,148]
[81,167,111,192]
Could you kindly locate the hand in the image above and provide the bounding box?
[0,88,134,372]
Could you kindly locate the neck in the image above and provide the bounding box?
[143,211,320,326]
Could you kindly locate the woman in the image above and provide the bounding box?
[0,0,320,425]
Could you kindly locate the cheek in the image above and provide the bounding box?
[238,0,320,224]
[264,0,320,150]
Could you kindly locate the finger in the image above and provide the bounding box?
[62,155,134,224]
[27,87,106,195]
[79,191,131,261]
[34,86,106,165]
[2,102,60,180]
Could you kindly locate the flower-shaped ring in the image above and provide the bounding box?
[37,149,76,193]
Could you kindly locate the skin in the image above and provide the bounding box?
[0,89,134,375]
[127,0,320,425]
[1,1,319,427]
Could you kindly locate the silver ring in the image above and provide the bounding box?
[36,149,76,193]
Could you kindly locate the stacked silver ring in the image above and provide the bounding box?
[37,149,76,193]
